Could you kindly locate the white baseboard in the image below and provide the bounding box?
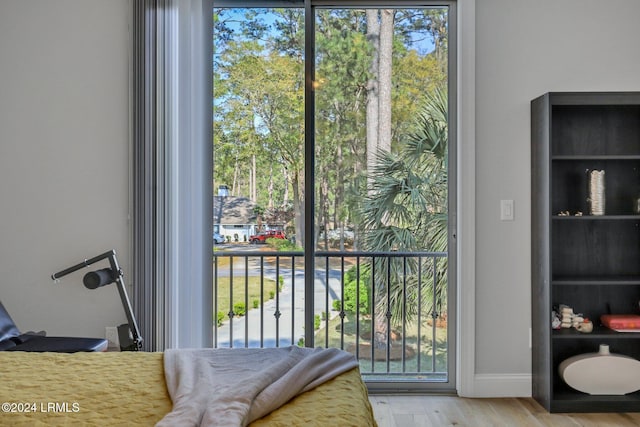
[460,374,532,398]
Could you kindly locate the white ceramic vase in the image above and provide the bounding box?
[558,344,640,395]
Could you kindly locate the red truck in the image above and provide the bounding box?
[249,230,286,244]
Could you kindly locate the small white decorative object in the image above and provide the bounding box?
[574,319,593,333]
[587,169,605,215]
[558,344,640,395]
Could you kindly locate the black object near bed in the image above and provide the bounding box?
[0,301,108,352]
[51,249,142,351]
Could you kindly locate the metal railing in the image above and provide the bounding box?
[213,249,448,380]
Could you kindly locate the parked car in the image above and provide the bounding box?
[213,232,225,244]
[249,230,286,244]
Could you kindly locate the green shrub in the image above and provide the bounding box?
[216,311,225,326]
[233,302,246,317]
[252,299,259,309]
[269,290,275,299]
[266,238,302,252]
[337,266,371,314]
[314,314,321,330]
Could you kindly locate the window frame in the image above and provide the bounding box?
[210,0,458,393]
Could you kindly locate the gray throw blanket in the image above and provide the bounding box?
[156,346,359,427]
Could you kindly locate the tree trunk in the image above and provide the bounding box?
[365,8,380,189]
[352,154,361,251]
[336,143,345,251]
[366,9,395,344]
[366,9,394,188]
[282,166,290,205]
[377,10,394,153]
[292,170,304,247]
[268,164,274,208]
[232,155,239,196]
[321,173,329,249]
[251,154,257,201]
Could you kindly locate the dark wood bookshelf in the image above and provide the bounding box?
[532,92,640,413]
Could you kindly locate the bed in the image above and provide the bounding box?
[0,347,376,426]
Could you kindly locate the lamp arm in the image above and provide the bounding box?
[109,254,143,351]
[114,276,143,350]
[51,250,116,280]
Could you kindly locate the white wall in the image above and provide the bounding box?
[2,0,639,396]
[0,0,130,338]
[474,0,640,394]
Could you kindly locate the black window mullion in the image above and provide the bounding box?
[303,0,316,348]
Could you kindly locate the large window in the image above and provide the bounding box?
[212,1,456,391]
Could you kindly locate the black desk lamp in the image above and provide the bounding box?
[51,250,142,351]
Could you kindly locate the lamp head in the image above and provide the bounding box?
[83,268,116,289]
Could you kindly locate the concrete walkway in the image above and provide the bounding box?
[215,256,343,348]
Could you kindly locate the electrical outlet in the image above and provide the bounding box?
[500,199,515,221]
[105,326,120,350]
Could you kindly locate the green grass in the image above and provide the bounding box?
[215,276,278,322]
[314,312,449,376]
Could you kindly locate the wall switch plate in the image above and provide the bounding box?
[500,199,514,221]
[105,326,120,350]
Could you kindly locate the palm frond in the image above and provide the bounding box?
[360,84,449,326]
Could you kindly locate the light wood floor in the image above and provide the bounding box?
[369,395,640,427]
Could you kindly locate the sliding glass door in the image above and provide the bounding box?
[213,6,306,349]
[212,1,456,391]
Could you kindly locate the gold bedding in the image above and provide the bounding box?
[0,351,376,426]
